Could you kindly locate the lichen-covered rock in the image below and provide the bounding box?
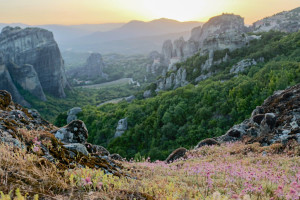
[195,138,220,149]
[165,147,187,163]
[216,84,300,146]
[54,120,88,144]
[0,137,23,149]
[64,143,89,156]
[109,153,124,161]
[85,143,110,156]
[0,90,125,176]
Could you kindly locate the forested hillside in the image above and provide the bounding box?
[56,31,300,160]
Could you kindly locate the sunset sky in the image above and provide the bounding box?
[1,0,300,25]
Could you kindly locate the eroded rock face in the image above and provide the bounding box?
[0,27,69,98]
[7,63,46,101]
[85,53,106,79]
[230,59,257,74]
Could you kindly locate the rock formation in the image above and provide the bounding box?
[196,83,300,148]
[252,7,300,33]
[68,52,108,80]
[0,27,69,99]
[114,118,128,138]
[0,90,124,176]
[67,107,82,124]
[230,59,258,74]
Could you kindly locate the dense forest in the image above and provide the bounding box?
[54,31,300,160]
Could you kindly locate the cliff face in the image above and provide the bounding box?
[156,14,250,91]
[0,26,69,99]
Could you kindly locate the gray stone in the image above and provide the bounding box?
[0,27,69,98]
[54,120,88,144]
[67,107,82,124]
[230,59,257,74]
[125,95,135,103]
[7,63,46,101]
[260,113,276,136]
[0,137,24,149]
[143,90,152,99]
[114,118,128,138]
[64,143,89,156]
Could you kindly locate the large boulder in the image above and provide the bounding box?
[64,143,89,156]
[54,120,88,144]
[195,138,220,149]
[165,147,187,163]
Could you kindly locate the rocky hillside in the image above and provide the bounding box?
[0,27,69,106]
[252,7,300,33]
[150,7,300,92]
[149,14,258,92]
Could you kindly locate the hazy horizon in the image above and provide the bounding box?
[0,0,300,26]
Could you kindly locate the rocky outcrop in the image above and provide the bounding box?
[195,138,220,149]
[156,67,189,91]
[252,7,300,33]
[0,27,69,99]
[195,83,300,148]
[165,147,187,163]
[230,59,258,74]
[114,118,128,138]
[85,53,106,79]
[67,107,82,124]
[0,90,124,176]
[143,90,152,99]
[54,120,88,144]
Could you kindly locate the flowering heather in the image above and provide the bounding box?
[1,142,299,199]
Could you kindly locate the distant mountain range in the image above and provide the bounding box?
[0,18,203,54]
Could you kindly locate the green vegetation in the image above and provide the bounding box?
[54,31,300,161]
[24,84,142,123]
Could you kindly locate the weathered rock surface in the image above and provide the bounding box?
[156,67,189,91]
[0,90,124,176]
[195,138,220,149]
[114,118,128,138]
[7,63,46,101]
[230,59,257,74]
[0,27,69,99]
[196,83,300,148]
[67,107,82,124]
[165,147,187,163]
[54,120,88,144]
